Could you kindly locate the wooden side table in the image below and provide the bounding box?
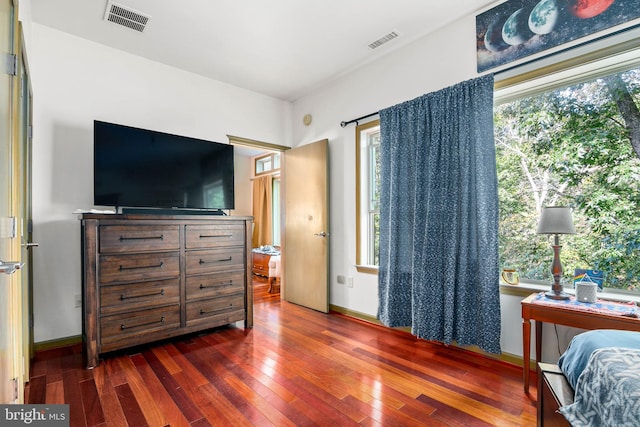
[521,292,640,393]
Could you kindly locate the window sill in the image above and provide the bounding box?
[355,265,378,275]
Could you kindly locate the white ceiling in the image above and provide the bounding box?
[30,0,497,102]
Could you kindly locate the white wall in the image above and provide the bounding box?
[28,24,291,342]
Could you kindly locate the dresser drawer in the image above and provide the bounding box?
[186,294,245,328]
[251,252,269,276]
[185,224,245,249]
[99,225,180,253]
[100,278,180,315]
[100,305,181,347]
[185,270,245,301]
[99,252,180,284]
[185,247,244,275]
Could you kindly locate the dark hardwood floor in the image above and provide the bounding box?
[25,278,537,426]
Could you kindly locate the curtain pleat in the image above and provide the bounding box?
[377,74,501,354]
[252,176,272,248]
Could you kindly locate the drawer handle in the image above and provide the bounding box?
[120,316,165,330]
[199,257,232,264]
[119,261,164,271]
[199,234,233,239]
[119,234,164,241]
[199,281,233,289]
[120,289,165,300]
[199,304,233,315]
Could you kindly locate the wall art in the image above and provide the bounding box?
[476,0,640,73]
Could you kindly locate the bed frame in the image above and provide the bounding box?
[537,363,573,427]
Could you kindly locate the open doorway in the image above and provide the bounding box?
[249,151,281,302]
[229,136,288,304]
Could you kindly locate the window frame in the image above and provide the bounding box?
[356,119,380,274]
[494,45,640,295]
[254,152,280,176]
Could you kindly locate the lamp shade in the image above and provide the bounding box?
[536,206,576,235]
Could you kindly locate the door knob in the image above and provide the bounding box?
[24,242,39,248]
[314,231,330,237]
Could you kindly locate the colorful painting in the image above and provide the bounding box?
[476,0,640,73]
[574,269,605,289]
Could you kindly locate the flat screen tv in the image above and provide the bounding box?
[94,120,234,213]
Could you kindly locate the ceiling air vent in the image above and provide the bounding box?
[368,31,399,50]
[104,1,151,33]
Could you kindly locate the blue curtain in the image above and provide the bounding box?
[377,74,501,354]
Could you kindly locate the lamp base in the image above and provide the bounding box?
[545,289,570,300]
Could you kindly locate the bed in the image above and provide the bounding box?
[539,329,640,426]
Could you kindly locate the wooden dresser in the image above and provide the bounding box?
[81,213,253,368]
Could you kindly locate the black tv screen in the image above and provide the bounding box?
[94,120,234,211]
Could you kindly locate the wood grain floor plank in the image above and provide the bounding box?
[148,346,182,376]
[26,375,46,404]
[62,370,87,427]
[79,378,105,427]
[91,364,129,427]
[45,380,65,405]
[114,383,149,427]
[416,393,498,427]
[197,383,255,427]
[139,350,205,425]
[114,356,168,427]
[162,343,211,387]
[129,353,192,427]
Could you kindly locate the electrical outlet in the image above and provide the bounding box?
[74,294,82,308]
[337,275,345,284]
[347,277,354,288]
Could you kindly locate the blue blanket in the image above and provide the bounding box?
[559,347,640,426]
[558,329,640,389]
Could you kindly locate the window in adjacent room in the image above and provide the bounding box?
[255,153,280,175]
[495,52,640,294]
[356,120,381,273]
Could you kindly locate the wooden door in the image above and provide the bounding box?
[0,0,19,404]
[283,139,329,312]
[18,35,34,376]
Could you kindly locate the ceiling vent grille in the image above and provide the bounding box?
[368,31,399,50]
[104,1,151,33]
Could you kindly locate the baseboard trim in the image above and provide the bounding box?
[33,335,82,352]
[329,304,530,369]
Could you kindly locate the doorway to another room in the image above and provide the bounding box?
[250,151,282,303]
[231,136,329,311]
[230,136,285,305]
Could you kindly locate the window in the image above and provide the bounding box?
[356,120,381,272]
[495,55,640,293]
[255,153,280,175]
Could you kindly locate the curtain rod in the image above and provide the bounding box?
[340,111,379,128]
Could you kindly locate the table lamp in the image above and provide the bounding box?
[536,206,576,300]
